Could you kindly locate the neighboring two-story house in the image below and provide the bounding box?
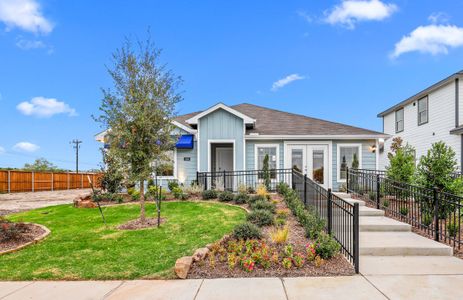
[97,102,387,191]
[378,70,463,170]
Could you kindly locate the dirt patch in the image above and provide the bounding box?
[0,223,46,254]
[117,217,166,230]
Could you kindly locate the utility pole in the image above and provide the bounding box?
[70,139,82,173]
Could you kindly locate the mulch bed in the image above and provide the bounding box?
[0,223,46,253]
[188,194,355,278]
[117,217,166,230]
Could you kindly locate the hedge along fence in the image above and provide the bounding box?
[0,170,102,193]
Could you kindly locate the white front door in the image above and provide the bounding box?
[216,148,233,172]
[287,144,329,188]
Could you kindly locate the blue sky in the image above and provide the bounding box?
[1,0,463,170]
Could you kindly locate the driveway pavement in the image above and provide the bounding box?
[2,275,463,300]
[0,189,91,215]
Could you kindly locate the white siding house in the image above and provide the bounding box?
[378,70,463,170]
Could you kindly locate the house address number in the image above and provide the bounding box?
[184,157,191,161]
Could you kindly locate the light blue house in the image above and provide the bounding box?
[143,103,388,191]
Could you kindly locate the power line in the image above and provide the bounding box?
[70,139,83,173]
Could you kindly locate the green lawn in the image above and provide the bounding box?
[0,201,246,280]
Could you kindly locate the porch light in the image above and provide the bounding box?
[369,145,376,153]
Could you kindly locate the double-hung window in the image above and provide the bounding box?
[154,150,175,178]
[418,96,428,125]
[395,108,404,133]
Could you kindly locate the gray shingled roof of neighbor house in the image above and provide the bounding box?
[174,103,386,136]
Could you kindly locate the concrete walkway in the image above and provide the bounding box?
[2,275,463,300]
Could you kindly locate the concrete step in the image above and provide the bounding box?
[360,216,411,232]
[360,232,453,256]
[343,198,366,206]
[360,256,463,275]
[359,206,385,217]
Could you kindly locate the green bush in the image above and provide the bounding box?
[315,232,340,259]
[276,182,289,195]
[247,186,256,194]
[232,222,262,240]
[386,137,416,184]
[400,207,409,216]
[202,189,218,200]
[422,213,433,226]
[234,192,249,204]
[247,209,274,227]
[218,191,234,202]
[250,200,276,214]
[247,194,267,205]
[382,199,389,208]
[92,191,123,203]
[130,190,140,201]
[167,180,179,192]
[447,219,459,238]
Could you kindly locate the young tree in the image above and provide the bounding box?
[99,149,124,194]
[386,137,415,183]
[95,36,182,223]
[262,154,271,190]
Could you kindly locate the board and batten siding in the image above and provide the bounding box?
[379,81,461,170]
[332,140,376,191]
[176,141,197,185]
[245,140,285,170]
[198,108,245,172]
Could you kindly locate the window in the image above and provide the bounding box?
[256,145,278,179]
[395,108,404,133]
[154,150,175,177]
[337,144,361,181]
[418,96,428,125]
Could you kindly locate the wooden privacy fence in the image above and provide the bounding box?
[0,170,102,193]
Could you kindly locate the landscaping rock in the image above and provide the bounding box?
[175,256,193,279]
[73,192,96,208]
[193,247,209,262]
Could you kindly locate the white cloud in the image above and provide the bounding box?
[297,11,313,23]
[271,74,305,91]
[428,12,450,24]
[15,38,45,49]
[17,97,77,118]
[391,24,463,59]
[0,146,5,154]
[0,0,53,34]
[13,142,39,152]
[325,0,397,29]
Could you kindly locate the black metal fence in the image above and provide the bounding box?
[347,168,463,249]
[292,170,359,273]
[196,169,292,192]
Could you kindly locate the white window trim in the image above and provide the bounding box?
[395,108,404,133]
[254,143,280,171]
[337,143,362,183]
[155,148,178,180]
[207,139,236,172]
[417,96,429,126]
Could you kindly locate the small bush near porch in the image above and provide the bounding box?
[0,202,245,280]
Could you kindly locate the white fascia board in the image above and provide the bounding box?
[185,103,255,125]
[245,134,390,140]
[172,120,197,134]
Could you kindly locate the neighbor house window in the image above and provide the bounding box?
[337,144,361,181]
[418,96,428,125]
[256,145,278,179]
[395,108,404,133]
[154,150,175,177]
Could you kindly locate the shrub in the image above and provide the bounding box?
[400,207,409,216]
[130,190,140,201]
[167,180,179,192]
[447,218,460,237]
[232,222,262,240]
[270,226,288,244]
[183,183,202,196]
[276,182,289,195]
[247,194,267,205]
[234,192,249,204]
[250,200,276,214]
[314,232,340,259]
[386,137,416,184]
[202,189,218,200]
[256,184,268,198]
[383,199,389,208]
[237,184,248,194]
[262,154,271,190]
[218,191,234,202]
[0,218,27,242]
[275,217,286,226]
[282,257,292,269]
[172,186,184,198]
[422,213,433,226]
[247,186,256,194]
[247,209,274,227]
[92,191,123,203]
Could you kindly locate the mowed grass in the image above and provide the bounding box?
[0,201,246,280]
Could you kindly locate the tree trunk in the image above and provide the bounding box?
[139,180,146,223]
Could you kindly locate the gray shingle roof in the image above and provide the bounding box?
[175,103,385,136]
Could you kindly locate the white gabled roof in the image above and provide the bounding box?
[185,103,255,125]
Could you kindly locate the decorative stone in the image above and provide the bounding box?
[193,247,209,262]
[175,256,193,279]
[205,243,213,250]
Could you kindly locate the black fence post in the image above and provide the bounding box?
[346,167,349,193]
[303,174,307,205]
[204,173,208,191]
[291,170,295,190]
[353,202,360,274]
[433,187,439,242]
[376,174,381,209]
[196,171,199,186]
[223,170,226,191]
[327,188,332,235]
